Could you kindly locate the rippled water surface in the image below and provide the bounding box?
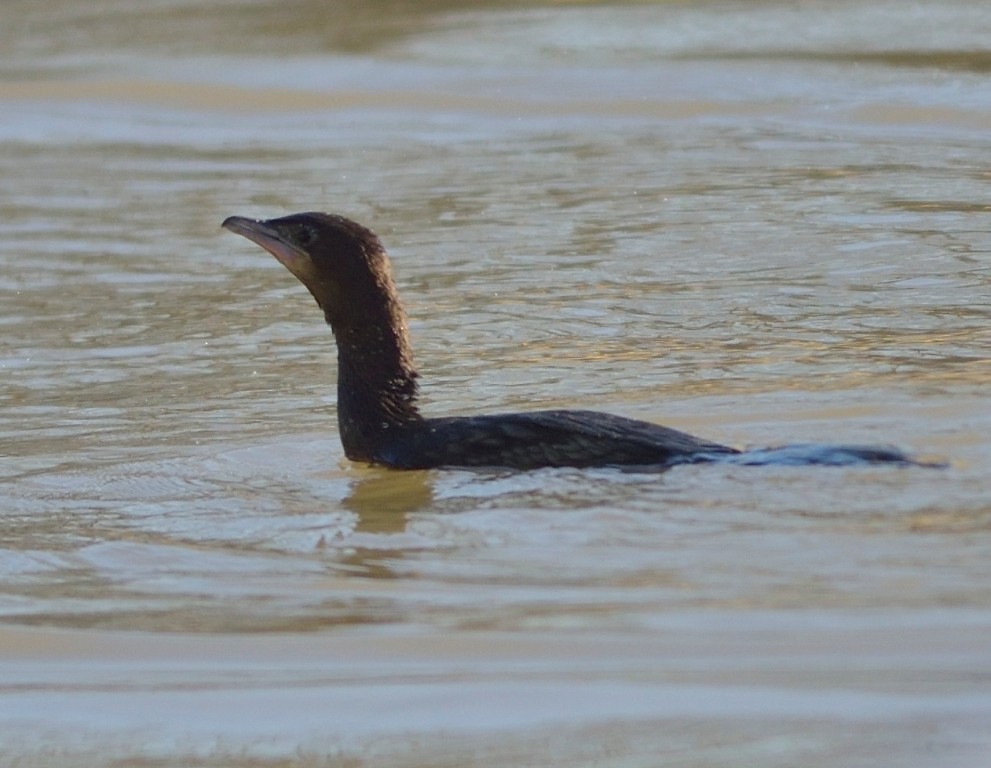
[2,1,990,765]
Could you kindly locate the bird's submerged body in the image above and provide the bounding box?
[222,211,926,471]
[370,410,738,470]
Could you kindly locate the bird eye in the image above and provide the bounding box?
[295,226,316,247]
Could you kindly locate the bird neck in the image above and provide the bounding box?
[332,320,422,462]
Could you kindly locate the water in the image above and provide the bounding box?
[2,0,990,765]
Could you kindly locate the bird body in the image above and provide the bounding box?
[372,410,736,470]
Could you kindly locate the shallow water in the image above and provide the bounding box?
[2,0,991,765]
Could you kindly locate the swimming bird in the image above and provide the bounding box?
[222,212,917,470]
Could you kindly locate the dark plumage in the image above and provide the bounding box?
[222,212,922,470]
[375,410,734,470]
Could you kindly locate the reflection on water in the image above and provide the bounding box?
[2,0,991,764]
[344,469,435,531]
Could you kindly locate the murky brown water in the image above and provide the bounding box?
[2,0,990,765]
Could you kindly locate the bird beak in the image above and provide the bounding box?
[222,216,311,277]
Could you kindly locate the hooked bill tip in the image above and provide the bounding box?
[221,215,258,233]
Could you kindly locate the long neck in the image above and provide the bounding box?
[331,306,422,463]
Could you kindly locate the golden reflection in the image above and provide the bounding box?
[343,468,434,533]
[329,469,436,581]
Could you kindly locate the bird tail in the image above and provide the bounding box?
[699,443,944,468]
